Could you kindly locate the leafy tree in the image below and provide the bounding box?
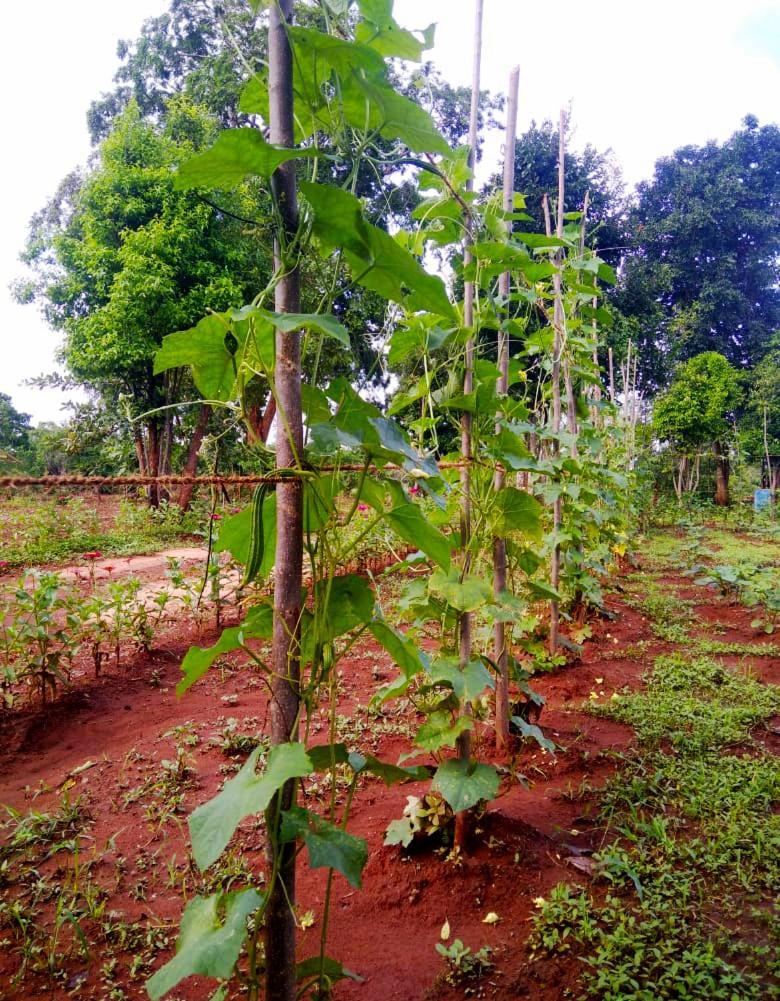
[652,352,742,504]
[615,116,780,389]
[87,0,266,142]
[0,393,32,465]
[26,423,70,476]
[17,98,274,500]
[742,334,780,490]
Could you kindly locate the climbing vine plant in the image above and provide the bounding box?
[144,2,635,999]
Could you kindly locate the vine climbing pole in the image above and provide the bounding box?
[454,0,485,851]
[547,110,566,655]
[265,2,303,999]
[493,65,520,752]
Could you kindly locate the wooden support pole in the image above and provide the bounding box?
[455,0,484,850]
[493,64,520,752]
[265,1,303,998]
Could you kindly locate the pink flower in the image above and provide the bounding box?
[209,513,223,521]
[409,485,420,495]
[357,503,369,512]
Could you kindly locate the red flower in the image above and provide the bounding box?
[83,551,103,560]
[209,513,223,521]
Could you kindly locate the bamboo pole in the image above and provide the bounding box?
[493,65,520,753]
[548,110,566,655]
[455,0,484,850]
[265,1,303,998]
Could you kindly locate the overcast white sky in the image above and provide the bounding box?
[2,0,779,424]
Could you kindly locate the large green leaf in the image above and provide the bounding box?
[280,807,367,888]
[296,956,363,989]
[427,658,494,704]
[300,183,456,320]
[315,574,375,638]
[431,759,499,813]
[261,311,350,347]
[368,417,439,477]
[511,716,556,753]
[415,712,473,752]
[369,620,426,677]
[495,487,543,539]
[429,568,491,612]
[146,889,263,1000]
[154,314,239,401]
[356,0,435,61]
[292,25,386,75]
[177,603,273,696]
[369,620,429,704]
[175,129,310,190]
[213,494,277,577]
[347,76,450,154]
[189,743,313,870]
[348,751,429,785]
[385,504,452,569]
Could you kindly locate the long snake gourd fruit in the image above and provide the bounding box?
[242,482,270,586]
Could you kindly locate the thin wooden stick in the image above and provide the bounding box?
[493,64,520,752]
[455,0,484,850]
[548,110,566,655]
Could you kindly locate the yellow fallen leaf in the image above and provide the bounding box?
[440,919,450,940]
[482,912,500,925]
[594,677,604,685]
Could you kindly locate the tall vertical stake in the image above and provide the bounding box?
[494,65,520,752]
[455,0,484,850]
[548,110,566,655]
[266,2,303,999]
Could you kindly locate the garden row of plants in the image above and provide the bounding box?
[129,3,647,1000]
[0,558,224,709]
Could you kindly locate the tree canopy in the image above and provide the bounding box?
[0,393,32,465]
[615,116,780,389]
[652,352,742,454]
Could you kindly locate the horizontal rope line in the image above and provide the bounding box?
[0,463,472,489]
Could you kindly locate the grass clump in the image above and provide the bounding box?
[591,653,778,751]
[530,650,779,1000]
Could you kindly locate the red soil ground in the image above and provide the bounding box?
[0,555,777,1001]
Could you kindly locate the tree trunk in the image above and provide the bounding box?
[493,65,519,754]
[177,404,211,512]
[247,395,276,446]
[265,2,303,1000]
[133,427,147,476]
[713,441,730,506]
[146,423,161,508]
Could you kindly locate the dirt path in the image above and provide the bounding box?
[51,547,211,583]
[0,545,777,1001]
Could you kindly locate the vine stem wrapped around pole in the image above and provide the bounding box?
[494,65,520,752]
[265,2,303,999]
[454,0,484,851]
